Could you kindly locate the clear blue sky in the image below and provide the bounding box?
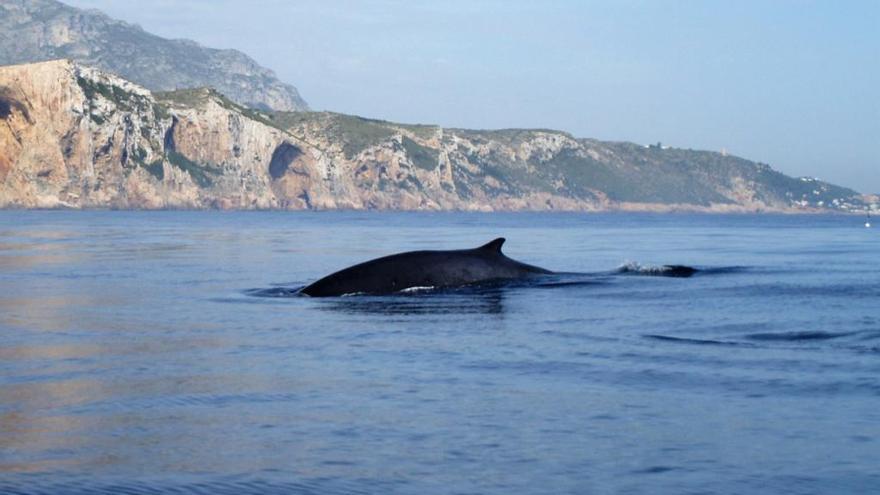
[66,0,879,192]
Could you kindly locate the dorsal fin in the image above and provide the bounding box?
[478,237,505,253]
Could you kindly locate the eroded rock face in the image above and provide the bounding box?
[269,143,303,180]
[0,0,308,111]
[0,60,869,212]
[0,60,283,208]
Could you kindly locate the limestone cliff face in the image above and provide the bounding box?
[0,0,308,111]
[0,60,870,212]
[0,60,283,208]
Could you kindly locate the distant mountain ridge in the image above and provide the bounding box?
[0,0,308,111]
[0,60,872,212]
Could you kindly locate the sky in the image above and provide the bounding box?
[65,0,879,192]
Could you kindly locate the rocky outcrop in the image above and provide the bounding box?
[0,0,308,111]
[0,60,871,212]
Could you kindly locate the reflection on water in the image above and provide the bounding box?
[317,290,508,316]
[0,249,85,271]
[1,211,879,494]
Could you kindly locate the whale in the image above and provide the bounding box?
[298,238,699,297]
[300,238,550,297]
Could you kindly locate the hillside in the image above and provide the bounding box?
[0,0,308,111]
[0,60,871,212]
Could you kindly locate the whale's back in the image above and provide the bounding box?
[300,238,549,297]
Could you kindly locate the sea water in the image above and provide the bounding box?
[0,211,878,494]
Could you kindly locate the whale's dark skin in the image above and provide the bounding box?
[655,265,697,278]
[300,238,551,297]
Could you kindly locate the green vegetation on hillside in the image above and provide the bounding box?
[144,160,164,181]
[76,76,147,112]
[154,87,212,108]
[395,123,440,140]
[453,128,573,146]
[130,147,165,181]
[166,150,219,188]
[156,87,280,129]
[401,136,439,170]
[463,150,555,196]
[269,112,396,158]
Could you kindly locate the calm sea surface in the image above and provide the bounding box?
[0,211,878,494]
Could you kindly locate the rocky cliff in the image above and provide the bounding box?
[0,0,308,111]
[0,60,870,212]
